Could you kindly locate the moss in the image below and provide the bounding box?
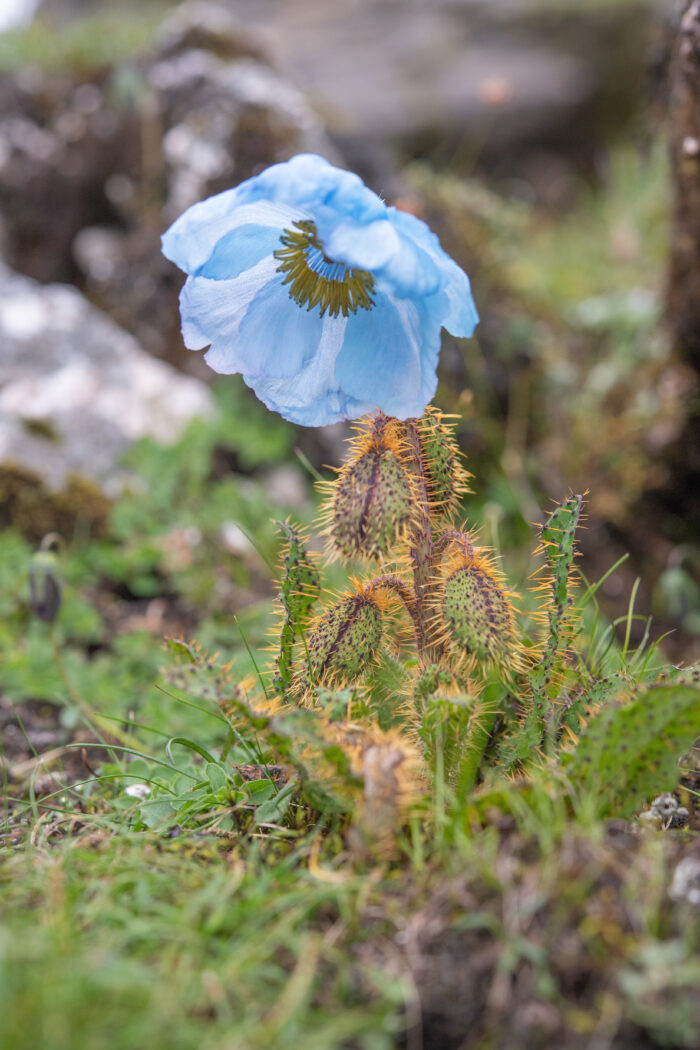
[0,463,110,543]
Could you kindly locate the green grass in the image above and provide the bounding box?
[2,789,699,1050]
[0,835,402,1050]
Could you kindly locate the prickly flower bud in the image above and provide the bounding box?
[417,408,470,518]
[440,551,517,667]
[29,534,63,623]
[330,447,412,560]
[303,592,383,688]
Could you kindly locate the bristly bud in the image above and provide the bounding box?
[436,546,519,670]
[300,592,383,690]
[29,533,63,623]
[332,447,412,559]
[416,408,471,520]
[322,414,413,561]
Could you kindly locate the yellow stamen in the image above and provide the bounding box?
[274,220,376,318]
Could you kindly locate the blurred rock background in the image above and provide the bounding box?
[0,0,698,659]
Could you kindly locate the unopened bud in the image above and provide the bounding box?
[331,448,412,560]
[29,535,63,623]
[417,410,469,515]
[304,593,383,687]
[442,559,515,665]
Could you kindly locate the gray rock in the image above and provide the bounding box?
[638,792,691,830]
[0,0,338,363]
[669,855,700,905]
[0,263,213,494]
[226,0,656,173]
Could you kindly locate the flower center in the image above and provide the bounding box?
[273,220,375,318]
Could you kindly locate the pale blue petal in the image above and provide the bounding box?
[322,219,400,270]
[162,199,303,275]
[245,314,375,426]
[179,256,278,370]
[237,280,326,379]
[237,154,386,226]
[163,154,479,426]
[388,208,479,336]
[198,223,282,280]
[323,219,441,299]
[335,293,438,419]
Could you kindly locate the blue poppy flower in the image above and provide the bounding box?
[162,153,478,426]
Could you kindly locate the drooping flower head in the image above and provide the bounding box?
[161,154,478,426]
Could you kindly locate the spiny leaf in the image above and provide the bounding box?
[274,521,321,696]
[496,496,583,771]
[563,672,630,735]
[528,494,583,737]
[567,682,700,818]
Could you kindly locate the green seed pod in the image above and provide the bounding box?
[331,448,412,560]
[442,560,514,665]
[305,593,383,687]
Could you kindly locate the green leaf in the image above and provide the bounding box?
[505,493,583,766]
[567,682,700,817]
[255,778,297,825]
[166,737,217,765]
[274,522,321,695]
[205,763,228,791]
[138,800,176,828]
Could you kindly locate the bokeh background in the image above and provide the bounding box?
[1,0,698,664]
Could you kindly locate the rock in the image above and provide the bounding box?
[226,0,658,177]
[669,853,700,905]
[0,1,338,364]
[0,0,40,32]
[0,263,213,534]
[637,792,690,831]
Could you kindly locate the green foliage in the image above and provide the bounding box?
[0,838,400,1050]
[274,522,321,695]
[164,644,360,815]
[3,397,699,1050]
[415,667,475,784]
[566,681,700,818]
[531,493,582,703]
